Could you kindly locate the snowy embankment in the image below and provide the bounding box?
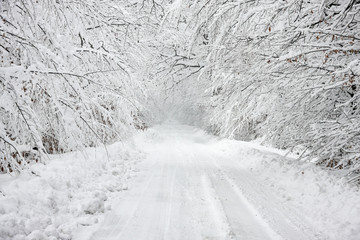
[1,124,360,240]
[211,139,360,240]
[0,140,144,240]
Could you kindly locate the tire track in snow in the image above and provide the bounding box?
[189,149,233,240]
[199,173,234,240]
[206,147,325,240]
[161,151,179,240]
[202,159,280,239]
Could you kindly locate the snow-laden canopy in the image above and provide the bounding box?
[1,0,360,179]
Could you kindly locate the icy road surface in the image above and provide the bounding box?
[76,124,323,240]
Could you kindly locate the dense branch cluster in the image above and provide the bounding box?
[160,0,360,180]
[0,0,159,173]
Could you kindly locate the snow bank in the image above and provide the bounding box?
[0,140,144,240]
[212,139,360,240]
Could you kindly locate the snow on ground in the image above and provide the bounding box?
[1,122,360,240]
[211,138,360,240]
[0,141,144,240]
[77,123,359,240]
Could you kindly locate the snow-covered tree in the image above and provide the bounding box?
[0,0,160,173]
[159,0,360,180]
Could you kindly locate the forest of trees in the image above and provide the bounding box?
[0,0,159,172]
[1,0,359,181]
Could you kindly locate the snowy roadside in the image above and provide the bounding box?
[210,138,360,240]
[0,137,145,240]
[1,124,360,240]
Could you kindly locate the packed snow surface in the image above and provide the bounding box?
[1,123,360,240]
[77,123,359,240]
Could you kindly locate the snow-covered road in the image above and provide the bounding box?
[75,123,324,240]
